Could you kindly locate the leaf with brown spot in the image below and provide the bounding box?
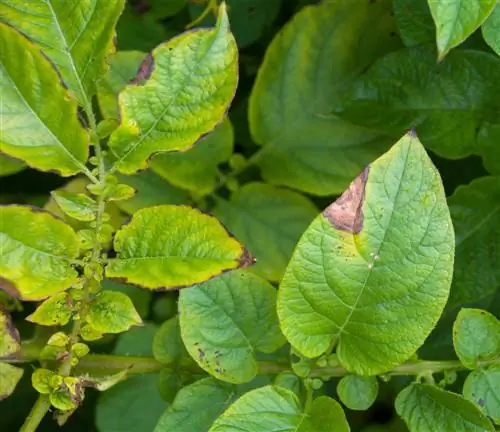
[278,132,455,375]
[0,308,20,358]
[323,167,369,234]
[106,205,252,290]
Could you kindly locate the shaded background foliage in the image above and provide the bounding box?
[1,0,499,431]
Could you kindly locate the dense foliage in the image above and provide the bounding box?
[0,0,499,431]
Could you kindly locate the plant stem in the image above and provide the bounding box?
[186,0,218,29]
[74,354,165,375]
[19,395,51,432]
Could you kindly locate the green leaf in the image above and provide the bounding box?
[427,0,497,60]
[249,0,399,195]
[51,191,97,222]
[0,206,79,301]
[463,366,500,424]
[179,271,285,383]
[0,155,25,177]
[102,279,152,319]
[154,378,235,432]
[334,45,500,159]
[209,385,349,432]
[214,183,318,281]
[32,368,60,395]
[447,177,500,308]
[97,50,146,120]
[114,323,157,356]
[477,124,500,174]
[0,308,20,358]
[149,0,186,19]
[395,383,494,432]
[337,375,379,411]
[482,4,500,57]
[106,205,252,289]
[96,374,163,432]
[0,23,90,176]
[189,0,282,48]
[453,309,500,369]
[114,170,190,214]
[0,0,125,107]
[0,363,23,400]
[97,324,165,432]
[109,4,238,174]
[305,396,350,432]
[116,8,170,52]
[277,133,455,375]
[393,0,434,47]
[86,291,142,334]
[151,119,234,195]
[26,292,72,326]
[153,316,189,365]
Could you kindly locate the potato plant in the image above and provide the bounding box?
[0,0,499,431]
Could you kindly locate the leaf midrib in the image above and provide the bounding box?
[333,142,411,340]
[2,234,75,262]
[2,67,88,174]
[112,28,223,170]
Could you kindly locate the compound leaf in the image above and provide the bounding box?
[179,271,285,383]
[427,0,497,59]
[335,45,500,159]
[0,206,79,301]
[0,0,125,107]
[0,363,23,400]
[447,177,500,308]
[278,133,455,375]
[214,183,317,281]
[151,119,234,195]
[463,366,500,424]
[249,0,399,195]
[0,23,90,176]
[396,383,494,432]
[453,309,500,369]
[0,308,20,358]
[482,4,500,57]
[109,4,238,174]
[106,205,251,289]
[209,386,349,432]
[154,378,235,432]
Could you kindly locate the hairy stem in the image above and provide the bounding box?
[19,395,51,432]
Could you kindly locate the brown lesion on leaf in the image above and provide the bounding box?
[0,276,21,300]
[130,53,155,86]
[0,305,21,359]
[323,166,369,234]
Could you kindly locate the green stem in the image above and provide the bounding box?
[74,354,165,375]
[186,0,218,29]
[18,395,51,432]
